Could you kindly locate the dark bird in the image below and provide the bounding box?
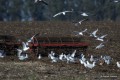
[34,0,48,5]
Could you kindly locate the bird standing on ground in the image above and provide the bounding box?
[116,62,120,68]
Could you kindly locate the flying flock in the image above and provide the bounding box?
[0,0,119,70]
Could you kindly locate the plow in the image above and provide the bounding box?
[0,34,89,57]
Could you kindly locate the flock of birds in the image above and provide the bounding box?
[0,28,120,69]
[0,0,119,72]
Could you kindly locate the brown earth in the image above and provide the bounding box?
[0,21,120,80]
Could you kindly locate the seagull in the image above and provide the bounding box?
[85,61,96,69]
[95,43,104,49]
[26,33,39,46]
[75,19,88,26]
[0,50,6,58]
[17,49,23,57]
[79,59,84,64]
[53,10,73,17]
[74,29,87,36]
[19,53,28,61]
[48,52,58,63]
[116,62,120,68]
[22,42,30,51]
[96,34,107,42]
[71,50,76,58]
[90,55,94,62]
[38,54,42,59]
[34,0,48,5]
[81,12,88,16]
[90,29,98,38]
[59,53,64,61]
[103,55,111,65]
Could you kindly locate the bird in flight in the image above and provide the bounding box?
[34,0,48,5]
[74,28,87,36]
[53,10,73,17]
[75,19,88,26]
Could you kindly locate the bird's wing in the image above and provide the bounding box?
[22,42,27,49]
[82,28,87,32]
[100,34,107,39]
[53,12,62,17]
[27,33,39,42]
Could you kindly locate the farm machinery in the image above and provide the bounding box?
[0,34,89,56]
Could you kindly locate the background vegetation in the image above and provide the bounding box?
[0,0,120,21]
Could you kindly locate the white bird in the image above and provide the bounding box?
[116,62,120,68]
[75,19,88,26]
[90,29,98,38]
[103,55,111,65]
[79,59,84,64]
[95,43,104,49]
[48,52,58,63]
[26,33,39,46]
[59,53,64,61]
[96,34,107,42]
[17,49,22,57]
[71,50,76,58]
[86,61,96,69]
[81,55,86,62]
[22,42,30,51]
[90,55,94,62]
[0,50,5,58]
[53,10,73,17]
[66,54,75,63]
[74,29,87,36]
[19,53,28,61]
[81,12,88,16]
[38,54,42,59]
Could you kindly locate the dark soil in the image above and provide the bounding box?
[0,21,120,80]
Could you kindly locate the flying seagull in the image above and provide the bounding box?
[81,12,89,17]
[95,43,104,49]
[74,28,87,36]
[90,29,98,38]
[96,34,107,42]
[53,10,73,17]
[75,19,88,26]
[34,0,48,5]
[26,33,39,46]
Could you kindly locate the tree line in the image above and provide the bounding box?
[0,0,120,21]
